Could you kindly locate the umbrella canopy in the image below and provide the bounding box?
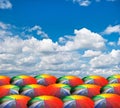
[47,84,71,98]
[83,75,108,86]
[72,84,101,98]
[0,76,10,86]
[57,76,83,87]
[28,95,63,108]
[10,75,37,86]
[20,84,48,98]
[101,83,120,95]
[0,85,20,98]
[63,95,94,108]
[34,74,57,86]
[93,94,120,108]
[0,95,31,108]
[107,74,120,84]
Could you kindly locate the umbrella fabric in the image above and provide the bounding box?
[0,76,10,86]
[10,75,37,86]
[63,95,94,108]
[93,94,120,108]
[107,74,120,84]
[28,95,64,108]
[0,95,31,108]
[20,84,48,98]
[34,74,57,86]
[72,84,101,98]
[0,85,20,98]
[83,75,108,86]
[101,83,120,95]
[57,76,83,87]
[47,84,71,98]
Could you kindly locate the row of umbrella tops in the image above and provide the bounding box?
[0,83,120,98]
[0,74,120,87]
[0,94,120,108]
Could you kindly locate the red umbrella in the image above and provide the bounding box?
[34,74,57,86]
[0,76,10,85]
[10,75,37,86]
[0,85,20,98]
[57,75,83,87]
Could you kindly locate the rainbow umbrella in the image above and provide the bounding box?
[10,75,37,86]
[57,76,83,87]
[101,83,120,95]
[47,84,71,98]
[93,94,120,108]
[20,84,48,98]
[72,84,101,98]
[0,76,10,86]
[34,74,57,86]
[0,95,31,108]
[107,74,120,83]
[0,85,20,98]
[63,95,94,108]
[28,95,63,108]
[83,75,108,86]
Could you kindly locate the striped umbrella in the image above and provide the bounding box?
[20,84,48,98]
[72,84,101,98]
[57,76,83,87]
[101,83,120,95]
[28,95,63,108]
[0,95,31,108]
[47,84,71,98]
[0,76,10,86]
[34,74,57,86]
[107,74,120,84]
[83,75,108,86]
[63,95,94,108]
[10,75,37,86]
[93,94,120,108]
[0,85,20,98]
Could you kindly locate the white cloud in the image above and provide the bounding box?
[0,22,120,77]
[73,0,91,6]
[103,25,120,35]
[58,28,106,51]
[118,37,120,46]
[90,49,120,68]
[108,42,116,46]
[0,0,12,9]
[83,50,102,57]
[28,25,49,39]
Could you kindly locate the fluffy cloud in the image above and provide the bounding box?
[59,28,106,51]
[90,49,120,68]
[73,0,91,6]
[83,50,102,57]
[103,25,120,35]
[0,0,12,9]
[0,22,120,77]
[118,37,120,45]
[27,25,49,39]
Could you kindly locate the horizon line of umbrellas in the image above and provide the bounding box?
[0,74,120,108]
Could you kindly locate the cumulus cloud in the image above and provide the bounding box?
[27,25,49,39]
[0,0,12,9]
[83,50,102,57]
[103,25,120,35]
[118,37,120,45]
[73,0,91,6]
[90,49,120,68]
[58,28,106,51]
[0,22,120,77]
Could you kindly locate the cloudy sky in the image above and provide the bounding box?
[0,0,120,77]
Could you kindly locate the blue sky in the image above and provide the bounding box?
[0,0,120,77]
